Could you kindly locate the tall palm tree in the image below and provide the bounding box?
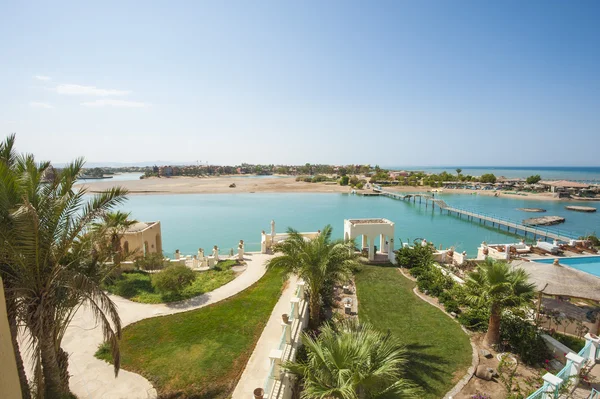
[465,258,536,347]
[266,225,357,328]
[286,320,421,399]
[0,140,128,398]
[0,133,32,398]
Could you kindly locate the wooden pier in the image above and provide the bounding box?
[371,185,578,242]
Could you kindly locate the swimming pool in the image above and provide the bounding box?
[534,256,600,278]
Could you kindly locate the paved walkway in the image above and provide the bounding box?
[231,276,298,399]
[21,252,272,399]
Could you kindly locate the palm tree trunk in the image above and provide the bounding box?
[483,304,502,347]
[309,293,321,329]
[39,332,67,398]
[6,295,32,399]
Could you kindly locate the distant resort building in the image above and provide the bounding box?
[540,180,591,193]
[120,221,163,257]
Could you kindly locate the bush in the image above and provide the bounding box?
[135,253,167,271]
[500,314,550,365]
[356,181,365,189]
[312,175,328,183]
[395,245,433,269]
[152,265,196,295]
[444,300,461,314]
[339,175,349,186]
[458,307,490,332]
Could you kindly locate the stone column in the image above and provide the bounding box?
[380,234,385,253]
[565,352,585,387]
[283,320,292,344]
[388,238,395,263]
[362,235,367,249]
[297,281,306,300]
[269,349,283,380]
[213,245,219,261]
[368,237,375,261]
[175,249,180,260]
[541,373,562,399]
[290,297,300,319]
[584,333,600,366]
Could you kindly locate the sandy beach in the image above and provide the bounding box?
[79,176,354,195]
[77,175,599,202]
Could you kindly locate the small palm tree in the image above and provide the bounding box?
[93,211,138,262]
[286,320,421,399]
[266,225,358,328]
[465,258,536,347]
[456,168,462,176]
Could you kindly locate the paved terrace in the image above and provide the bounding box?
[21,253,273,399]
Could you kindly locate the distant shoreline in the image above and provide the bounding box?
[78,175,599,202]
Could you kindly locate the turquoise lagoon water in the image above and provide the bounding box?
[118,193,600,257]
[534,256,600,278]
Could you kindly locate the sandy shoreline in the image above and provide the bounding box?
[79,176,598,202]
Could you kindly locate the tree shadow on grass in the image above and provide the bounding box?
[403,342,452,396]
[158,386,227,399]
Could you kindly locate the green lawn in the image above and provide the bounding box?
[97,267,285,398]
[355,265,472,399]
[103,260,238,303]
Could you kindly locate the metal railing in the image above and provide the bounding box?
[589,388,599,399]
[527,383,549,399]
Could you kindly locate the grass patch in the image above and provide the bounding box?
[355,264,472,399]
[549,331,586,352]
[103,260,238,303]
[97,267,285,398]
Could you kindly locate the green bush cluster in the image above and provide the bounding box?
[152,264,196,294]
[395,245,433,269]
[339,175,349,186]
[500,314,550,365]
[549,331,586,352]
[135,252,168,271]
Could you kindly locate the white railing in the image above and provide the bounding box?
[258,282,307,399]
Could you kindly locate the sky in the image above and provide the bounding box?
[0,1,599,166]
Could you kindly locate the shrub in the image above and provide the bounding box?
[500,313,550,365]
[339,175,349,186]
[438,291,452,304]
[312,175,328,183]
[356,181,365,189]
[444,300,461,314]
[152,265,196,295]
[135,252,168,271]
[395,245,433,269]
[458,307,490,332]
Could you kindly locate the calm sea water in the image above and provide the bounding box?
[387,166,600,182]
[118,193,599,257]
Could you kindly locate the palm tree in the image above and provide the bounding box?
[286,320,421,399]
[0,134,32,398]
[93,211,138,263]
[465,258,536,347]
[455,168,462,177]
[0,141,128,398]
[266,225,358,328]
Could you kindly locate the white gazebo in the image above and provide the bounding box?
[343,218,396,263]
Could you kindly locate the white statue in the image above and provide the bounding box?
[198,248,204,258]
[270,219,276,237]
[213,245,219,261]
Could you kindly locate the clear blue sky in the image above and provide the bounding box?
[1,1,598,166]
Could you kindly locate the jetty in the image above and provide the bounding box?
[565,205,597,213]
[371,185,579,242]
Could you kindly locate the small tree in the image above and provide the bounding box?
[152,265,195,295]
[480,173,497,184]
[526,175,541,184]
[456,168,462,176]
[339,175,349,186]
